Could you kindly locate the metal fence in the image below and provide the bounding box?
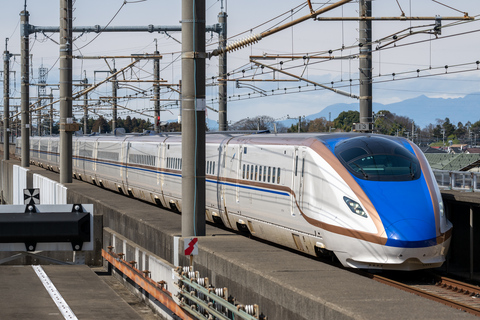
[433,169,480,191]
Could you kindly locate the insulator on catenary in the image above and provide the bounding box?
[211,34,262,56]
[245,305,254,315]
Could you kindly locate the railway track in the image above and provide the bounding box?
[366,272,480,317]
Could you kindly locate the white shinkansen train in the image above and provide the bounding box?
[22,132,452,270]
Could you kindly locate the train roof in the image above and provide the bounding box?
[32,132,409,150]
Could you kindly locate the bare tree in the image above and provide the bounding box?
[230,115,285,132]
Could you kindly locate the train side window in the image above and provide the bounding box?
[243,164,245,179]
[247,165,250,180]
[259,166,262,181]
[263,166,266,182]
[250,165,253,180]
[277,168,281,184]
[213,161,215,175]
[268,167,271,183]
[295,155,298,176]
[255,165,258,181]
[272,167,276,183]
[244,147,247,154]
[302,158,305,177]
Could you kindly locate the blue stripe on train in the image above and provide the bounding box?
[65,154,289,197]
[354,174,437,248]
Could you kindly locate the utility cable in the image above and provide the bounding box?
[74,1,126,51]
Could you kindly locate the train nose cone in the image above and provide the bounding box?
[384,219,437,248]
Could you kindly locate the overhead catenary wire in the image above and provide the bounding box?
[3,1,480,127]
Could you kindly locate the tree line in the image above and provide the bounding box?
[28,111,480,146]
[45,116,180,134]
[227,111,480,146]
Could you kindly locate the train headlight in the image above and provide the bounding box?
[439,200,444,217]
[343,196,368,218]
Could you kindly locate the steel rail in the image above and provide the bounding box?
[434,276,480,296]
[370,274,480,317]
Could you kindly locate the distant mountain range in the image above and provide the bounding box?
[206,93,480,130]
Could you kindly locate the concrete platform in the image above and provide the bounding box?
[0,265,149,319]
[1,160,479,319]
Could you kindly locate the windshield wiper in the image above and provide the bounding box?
[352,163,368,179]
[409,163,415,179]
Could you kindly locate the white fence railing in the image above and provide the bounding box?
[433,169,480,192]
[33,174,67,204]
[12,165,29,205]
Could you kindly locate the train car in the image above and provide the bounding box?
[26,132,452,270]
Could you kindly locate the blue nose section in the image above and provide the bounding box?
[385,219,437,248]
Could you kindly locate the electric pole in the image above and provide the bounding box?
[49,92,53,136]
[59,0,73,184]
[20,8,30,167]
[3,39,10,160]
[83,77,88,134]
[181,0,206,237]
[111,67,117,132]
[358,0,373,132]
[153,40,160,133]
[218,4,227,131]
[37,66,48,136]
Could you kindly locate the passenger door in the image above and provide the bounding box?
[291,147,306,216]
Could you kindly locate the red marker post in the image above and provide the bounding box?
[184,237,198,267]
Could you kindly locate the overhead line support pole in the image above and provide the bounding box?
[218,10,227,131]
[111,68,117,132]
[49,93,53,135]
[83,78,88,134]
[20,9,30,167]
[358,0,373,132]
[182,0,206,237]
[154,48,161,133]
[59,0,73,184]
[4,45,10,160]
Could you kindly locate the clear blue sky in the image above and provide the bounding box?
[1,0,479,126]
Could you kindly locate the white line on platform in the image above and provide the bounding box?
[32,265,78,320]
